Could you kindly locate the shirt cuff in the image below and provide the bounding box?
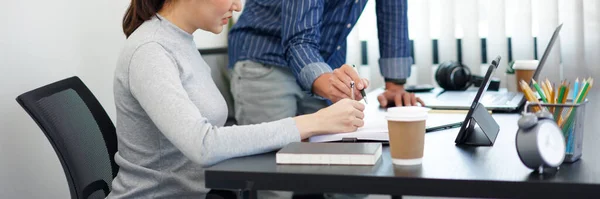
[379,57,413,80]
[298,62,333,92]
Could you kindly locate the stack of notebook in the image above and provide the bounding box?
[276,142,382,165]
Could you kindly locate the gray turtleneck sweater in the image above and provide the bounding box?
[108,15,300,198]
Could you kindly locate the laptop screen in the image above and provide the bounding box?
[513,24,563,109]
[531,24,563,82]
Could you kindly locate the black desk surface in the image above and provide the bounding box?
[205,89,600,198]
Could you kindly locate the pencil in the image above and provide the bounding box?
[564,81,571,104]
[560,79,592,129]
[541,82,554,112]
[553,82,566,121]
[520,80,542,112]
[557,81,571,125]
[532,79,548,103]
[542,79,554,111]
[545,78,554,102]
[573,78,579,102]
[552,82,556,101]
[577,78,588,103]
[546,78,553,93]
[551,82,557,112]
[562,79,587,125]
[519,81,534,105]
[563,79,592,152]
[541,82,551,102]
[582,79,593,101]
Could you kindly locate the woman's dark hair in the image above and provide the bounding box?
[123,0,168,38]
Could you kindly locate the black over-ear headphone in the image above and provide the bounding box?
[435,61,484,91]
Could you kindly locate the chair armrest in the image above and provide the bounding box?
[82,179,110,198]
[206,189,237,199]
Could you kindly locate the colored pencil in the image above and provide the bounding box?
[553,82,566,121]
[532,79,548,103]
[519,80,543,112]
[573,78,579,102]
[561,79,592,129]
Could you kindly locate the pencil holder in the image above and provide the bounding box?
[524,99,588,163]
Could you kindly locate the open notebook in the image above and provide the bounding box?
[309,107,466,143]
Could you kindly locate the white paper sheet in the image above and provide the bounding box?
[309,107,466,143]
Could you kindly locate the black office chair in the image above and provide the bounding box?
[16,76,118,199]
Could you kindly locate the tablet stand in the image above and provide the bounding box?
[456,103,500,146]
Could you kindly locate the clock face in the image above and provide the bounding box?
[537,123,566,167]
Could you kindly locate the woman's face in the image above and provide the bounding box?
[190,0,242,34]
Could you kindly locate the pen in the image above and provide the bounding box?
[426,121,463,133]
[352,65,368,104]
[350,81,355,101]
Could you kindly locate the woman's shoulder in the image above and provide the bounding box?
[118,20,172,66]
[117,38,166,66]
[120,17,189,63]
[115,32,173,82]
[124,22,162,51]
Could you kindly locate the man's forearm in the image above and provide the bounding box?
[385,81,405,91]
[384,78,407,86]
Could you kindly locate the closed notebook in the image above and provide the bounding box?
[276,142,382,165]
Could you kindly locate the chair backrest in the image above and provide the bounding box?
[16,76,118,199]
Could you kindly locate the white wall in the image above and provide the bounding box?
[0,1,234,197]
[0,1,128,198]
[0,0,235,197]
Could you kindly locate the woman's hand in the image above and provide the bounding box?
[294,99,365,139]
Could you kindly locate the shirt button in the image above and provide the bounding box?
[347,23,352,28]
[336,46,341,50]
[355,0,359,3]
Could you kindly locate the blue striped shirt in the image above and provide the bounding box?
[228,0,412,92]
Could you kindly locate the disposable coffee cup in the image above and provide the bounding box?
[386,106,430,165]
[513,60,539,92]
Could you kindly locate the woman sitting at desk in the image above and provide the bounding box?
[108,0,365,198]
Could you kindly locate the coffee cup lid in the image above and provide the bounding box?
[512,60,539,70]
[386,106,430,121]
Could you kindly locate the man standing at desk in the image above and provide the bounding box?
[229,0,420,125]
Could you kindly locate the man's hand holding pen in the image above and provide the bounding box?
[313,64,423,107]
[312,64,369,103]
[328,64,370,103]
